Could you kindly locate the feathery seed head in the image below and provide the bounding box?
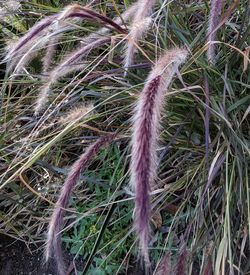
[34,83,51,116]
[123,0,156,72]
[123,16,152,73]
[59,103,94,126]
[6,15,56,59]
[45,134,116,274]
[57,4,82,20]
[207,0,223,63]
[130,47,188,265]
[174,242,189,275]
[155,253,172,275]
[34,36,110,115]
[4,14,57,74]
[130,16,152,34]
[33,1,140,113]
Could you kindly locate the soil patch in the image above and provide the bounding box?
[0,234,144,275]
[0,234,85,275]
[0,234,58,275]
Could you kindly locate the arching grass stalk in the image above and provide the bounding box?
[123,0,156,74]
[34,36,111,115]
[130,48,188,265]
[4,3,126,74]
[45,133,116,275]
[34,1,140,115]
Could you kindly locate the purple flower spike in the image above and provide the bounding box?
[207,0,224,64]
[45,134,116,275]
[130,48,188,266]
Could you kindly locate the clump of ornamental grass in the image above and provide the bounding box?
[1,1,249,275]
[45,134,116,275]
[130,48,188,264]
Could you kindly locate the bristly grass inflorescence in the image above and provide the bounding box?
[130,48,188,264]
[45,134,116,275]
[206,0,224,64]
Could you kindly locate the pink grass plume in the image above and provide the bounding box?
[174,241,189,275]
[34,36,111,116]
[130,48,188,265]
[155,252,172,275]
[45,134,116,275]
[34,2,139,115]
[5,3,126,75]
[207,0,224,64]
[123,0,156,74]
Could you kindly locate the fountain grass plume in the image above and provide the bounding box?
[5,3,126,74]
[5,4,74,68]
[130,48,188,264]
[34,2,139,115]
[4,14,57,73]
[45,134,116,275]
[155,253,172,275]
[204,0,223,177]
[10,25,74,76]
[174,242,188,275]
[42,39,58,73]
[4,1,139,113]
[65,6,126,34]
[34,36,111,116]
[123,16,152,74]
[83,0,139,42]
[47,1,140,68]
[58,103,94,126]
[4,14,57,61]
[207,0,223,63]
[58,4,126,34]
[123,0,156,73]
[4,5,73,74]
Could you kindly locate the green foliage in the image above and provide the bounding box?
[59,146,134,273]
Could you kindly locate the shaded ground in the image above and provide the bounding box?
[0,234,58,275]
[0,234,86,275]
[0,234,144,275]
